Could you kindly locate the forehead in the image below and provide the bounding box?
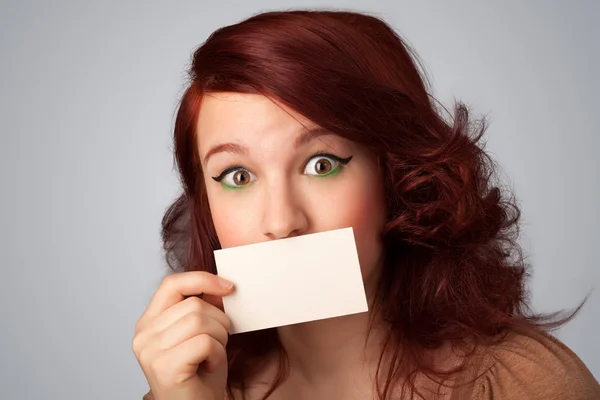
[196,92,315,149]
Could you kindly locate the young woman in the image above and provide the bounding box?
[132,9,599,400]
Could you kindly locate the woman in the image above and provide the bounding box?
[132,9,599,400]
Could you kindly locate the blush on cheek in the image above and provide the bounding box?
[345,188,386,282]
[210,214,239,249]
[354,226,383,280]
[316,212,382,285]
[212,209,260,249]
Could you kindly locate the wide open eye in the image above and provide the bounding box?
[212,167,257,189]
[304,153,353,177]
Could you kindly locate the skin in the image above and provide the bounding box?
[197,92,387,290]
[196,92,391,399]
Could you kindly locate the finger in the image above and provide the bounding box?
[162,334,227,375]
[144,272,233,320]
[156,311,229,350]
[201,293,225,312]
[152,296,231,336]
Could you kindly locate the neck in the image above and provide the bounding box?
[277,310,388,382]
[275,270,389,386]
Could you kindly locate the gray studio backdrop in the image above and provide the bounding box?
[1,1,598,399]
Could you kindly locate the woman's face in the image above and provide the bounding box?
[196,92,387,289]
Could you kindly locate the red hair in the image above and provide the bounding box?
[161,9,582,399]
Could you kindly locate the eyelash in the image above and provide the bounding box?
[302,152,353,173]
[212,165,246,182]
[211,152,353,184]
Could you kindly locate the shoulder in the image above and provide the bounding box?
[458,327,599,400]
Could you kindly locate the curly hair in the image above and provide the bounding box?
[160,9,583,399]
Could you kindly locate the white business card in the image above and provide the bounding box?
[213,227,368,334]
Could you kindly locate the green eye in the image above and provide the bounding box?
[304,154,353,177]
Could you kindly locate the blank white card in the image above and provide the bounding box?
[213,227,369,334]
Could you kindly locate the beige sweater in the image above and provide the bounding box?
[449,327,599,399]
[143,328,599,399]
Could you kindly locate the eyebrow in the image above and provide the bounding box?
[202,126,333,165]
[203,143,247,165]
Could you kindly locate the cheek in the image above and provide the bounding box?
[211,212,241,248]
[205,188,256,249]
[314,175,387,277]
[348,190,386,277]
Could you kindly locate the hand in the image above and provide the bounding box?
[132,271,234,400]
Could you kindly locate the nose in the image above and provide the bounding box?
[261,182,309,240]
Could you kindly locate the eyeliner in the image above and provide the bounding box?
[212,166,246,182]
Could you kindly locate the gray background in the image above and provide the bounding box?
[1,1,598,398]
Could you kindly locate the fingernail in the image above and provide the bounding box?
[218,276,233,290]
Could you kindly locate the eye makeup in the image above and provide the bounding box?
[212,166,246,182]
[210,151,354,190]
[303,152,353,178]
[212,166,255,190]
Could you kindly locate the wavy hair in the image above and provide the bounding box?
[161,9,582,399]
